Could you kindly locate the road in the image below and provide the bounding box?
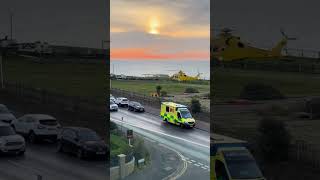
[111,108,210,180]
[0,142,107,180]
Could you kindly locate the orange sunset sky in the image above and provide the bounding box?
[111,0,210,61]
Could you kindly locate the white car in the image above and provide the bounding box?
[110,100,118,111]
[110,95,116,103]
[115,97,129,107]
[0,104,16,123]
[11,114,61,143]
[0,123,25,155]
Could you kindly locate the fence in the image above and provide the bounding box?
[290,140,320,169]
[111,88,162,108]
[215,59,320,74]
[0,81,107,137]
[284,48,320,59]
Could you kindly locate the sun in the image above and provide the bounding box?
[148,16,160,35]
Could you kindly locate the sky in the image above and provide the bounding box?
[0,0,108,48]
[111,0,210,61]
[213,0,320,50]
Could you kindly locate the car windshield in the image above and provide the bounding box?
[0,126,15,137]
[110,101,115,105]
[0,107,10,114]
[122,99,128,101]
[179,108,192,118]
[224,150,263,179]
[79,129,101,141]
[39,119,58,126]
[133,102,141,106]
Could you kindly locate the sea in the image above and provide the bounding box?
[110,60,210,80]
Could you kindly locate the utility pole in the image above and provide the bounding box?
[0,52,4,88]
[9,10,13,40]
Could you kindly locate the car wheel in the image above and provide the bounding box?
[77,148,84,159]
[28,132,37,144]
[11,125,16,132]
[57,141,63,152]
[18,150,25,156]
[180,123,185,128]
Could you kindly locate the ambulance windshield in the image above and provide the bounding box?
[224,150,263,179]
[179,108,192,119]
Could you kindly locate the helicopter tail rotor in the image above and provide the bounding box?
[280,28,297,40]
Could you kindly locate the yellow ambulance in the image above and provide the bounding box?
[160,102,195,128]
[211,134,265,180]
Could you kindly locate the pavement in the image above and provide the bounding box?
[111,107,210,180]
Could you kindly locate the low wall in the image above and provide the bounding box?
[110,156,135,180]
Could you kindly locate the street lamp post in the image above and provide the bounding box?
[0,52,4,89]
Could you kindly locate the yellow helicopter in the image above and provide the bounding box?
[212,28,297,61]
[170,70,201,82]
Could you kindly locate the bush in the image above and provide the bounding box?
[160,90,167,97]
[110,121,118,131]
[191,98,201,113]
[184,87,199,93]
[240,82,285,100]
[257,117,291,162]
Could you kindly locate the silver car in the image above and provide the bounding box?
[0,104,16,123]
[0,123,25,155]
[110,100,118,111]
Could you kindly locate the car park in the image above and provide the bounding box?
[11,114,61,143]
[128,101,145,112]
[0,104,16,123]
[115,97,129,107]
[0,122,25,155]
[110,100,118,112]
[57,127,108,159]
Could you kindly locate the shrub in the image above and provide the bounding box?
[191,98,201,113]
[156,85,162,96]
[110,121,118,131]
[160,90,167,97]
[185,87,199,93]
[240,82,285,100]
[257,117,291,162]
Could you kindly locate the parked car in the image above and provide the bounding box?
[11,114,61,143]
[0,122,25,155]
[57,127,108,159]
[128,101,145,112]
[110,100,118,112]
[110,95,116,103]
[115,97,129,107]
[0,104,16,123]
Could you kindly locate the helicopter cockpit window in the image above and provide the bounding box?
[237,42,244,48]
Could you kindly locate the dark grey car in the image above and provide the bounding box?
[128,101,145,112]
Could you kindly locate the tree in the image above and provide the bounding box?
[156,85,162,96]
